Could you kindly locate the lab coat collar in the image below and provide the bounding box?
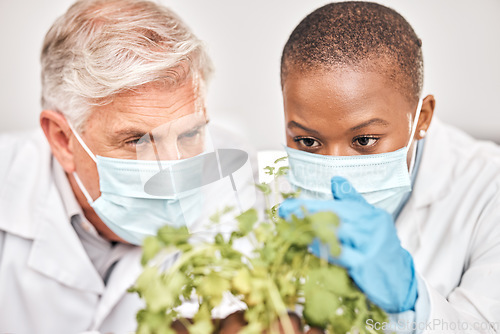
[91,247,143,328]
[410,118,455,209]
[0,130,51,239]
[0,131,104,294]
[28,188,105,294]
[28,158,105,294]
[52,158,104,240]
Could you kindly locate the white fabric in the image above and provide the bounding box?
[53,158,132,281]
[0,123,259,334]
[260,118,500,333]
[393,118,500,333]
[0,129,145,334]
[1,117,499,333]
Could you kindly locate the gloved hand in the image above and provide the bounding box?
[279,176,418,313]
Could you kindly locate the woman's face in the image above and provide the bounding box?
[282,68,434,166]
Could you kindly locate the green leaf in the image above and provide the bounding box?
[236,208,258,234]
[304,267,357,327]
[274,156,288,164]
[303,289,340,328]
[133,266,158,296]
[209,211,221,224]
[238,322,263,334]
[154,271,185,311]
[254,223,272,243]
[276,166,289,177]
[223,206,235,216]
[197,273,230,307]
[232,268,252,295]
[210,206,235,223]
[308,211,340,257]
[214,233,225,245]
[141,236,162,266]
[187,303,214,334]
[157,225,190,246]
[269,204,280,221]
[311,266,359,298]
[187,319,213,334]
[278,273,297,300]
[255,182,272,195]
[136,309,175,334]
[246,277,268,306]
[263,166,275,176]
[329,314,354,334]
[280,190,300,199]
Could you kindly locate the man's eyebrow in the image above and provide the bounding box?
[349,118,389,132]
[287,121,320,135]
[113,129,147,139]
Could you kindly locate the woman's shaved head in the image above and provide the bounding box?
[281,1,423,104]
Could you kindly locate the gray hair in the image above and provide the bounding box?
[41,0,213,131]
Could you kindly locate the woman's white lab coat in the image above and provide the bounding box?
[395,118,500,332]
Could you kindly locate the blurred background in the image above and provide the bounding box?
[1,0,499,150]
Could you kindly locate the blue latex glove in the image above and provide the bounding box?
[279,176,418,313]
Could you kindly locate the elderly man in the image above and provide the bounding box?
[0,0,255,333]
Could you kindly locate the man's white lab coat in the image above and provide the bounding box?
[0,126,258,334]
[0,130,145,334]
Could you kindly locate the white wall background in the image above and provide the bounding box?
[1,0,499,149]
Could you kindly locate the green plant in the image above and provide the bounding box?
[129,158,387,334]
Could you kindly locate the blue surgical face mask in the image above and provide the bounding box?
[286,99,423,216]
[69,124,205,246]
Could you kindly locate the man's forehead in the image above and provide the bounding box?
[88,81,205,134]
[116,80,199,110]
[108,111,206,142]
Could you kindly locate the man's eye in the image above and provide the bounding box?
[294,137,320,148]
[353,136,378,147]
[180,129,201,139]
[126,136,151,146]
[178,124,206,140]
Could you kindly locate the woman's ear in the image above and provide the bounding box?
[416,95,435,139]
[40,110,76,173]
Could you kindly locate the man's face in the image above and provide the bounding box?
[283,68,418,165]
[71,80,205,202]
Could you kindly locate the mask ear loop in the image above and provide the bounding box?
[406,98,424,149]
[67,122,98,163]
[67,121,98,204]
[407,98,424,174]
[73,172,95,204]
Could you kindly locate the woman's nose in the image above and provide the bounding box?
[326,144,350,157]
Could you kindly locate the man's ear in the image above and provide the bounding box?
[40,110,76,173]
[416,95,435,139]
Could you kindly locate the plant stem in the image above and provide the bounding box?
[267,280,295,334]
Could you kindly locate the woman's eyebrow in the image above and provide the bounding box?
[287,120,320,135]
[349,118,389,132]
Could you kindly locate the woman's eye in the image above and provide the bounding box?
[294,137,320,148]
[353,136,378,147]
